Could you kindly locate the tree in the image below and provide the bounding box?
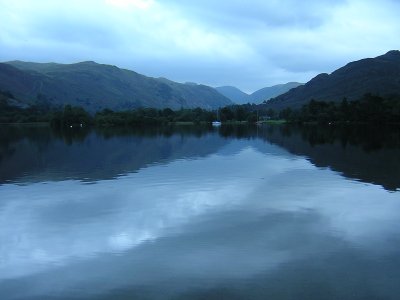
[279,107,293,120]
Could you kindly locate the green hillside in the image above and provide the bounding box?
[0,61,232,111]
[266,50,400,110]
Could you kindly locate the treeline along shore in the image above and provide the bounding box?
[1,90,400,126]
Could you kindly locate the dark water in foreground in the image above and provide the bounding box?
[0,124,400,300]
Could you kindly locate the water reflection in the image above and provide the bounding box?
[1,124,399,190]
[0,124,399,299]
[0,125,225,184]
[259,124,400,191]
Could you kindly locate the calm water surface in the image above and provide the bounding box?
[0,124,400,300]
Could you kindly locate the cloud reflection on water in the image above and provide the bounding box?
[0,137,399,299]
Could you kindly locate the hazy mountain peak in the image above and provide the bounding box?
[215,86,249,104]
[249,82,303,104]
[215,83,303,104]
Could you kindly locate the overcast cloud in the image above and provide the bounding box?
[0,0,399,92]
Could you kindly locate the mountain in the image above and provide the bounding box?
[0,61,232,111]
[215,82,303,105]
[266,50,400,110]
[249,82,303,104]
[215,86,250,104]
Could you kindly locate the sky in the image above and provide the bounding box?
[0,0,399,92]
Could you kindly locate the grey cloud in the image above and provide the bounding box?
[162,0,348,29]
[30,16,121,48]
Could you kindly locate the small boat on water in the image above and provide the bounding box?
[212,109,221,126]
[212,121,221,126]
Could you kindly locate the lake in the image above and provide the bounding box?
[0,124,400,300]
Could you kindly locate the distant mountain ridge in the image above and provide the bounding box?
[249,82,303,103]
[0,61,232,111]
[215,82,303,104]
[266,50,400,110]
[215,86,249,104]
